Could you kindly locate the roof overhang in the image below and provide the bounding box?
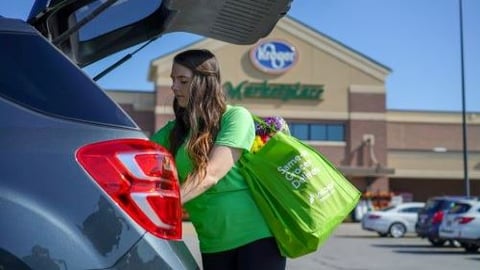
[338,166,395,177]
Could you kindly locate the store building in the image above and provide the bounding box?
[107,16,480,205]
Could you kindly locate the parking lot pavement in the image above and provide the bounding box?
[182,222,201,265]
[181,222,383,268]
[182,222,480,270]
[182,221,196,235]
[181,221,367,240]
[326,222,369,236]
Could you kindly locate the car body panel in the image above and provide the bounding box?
[111,233,199,269]
[361,202,425,237]
[0,17,196,269]
[439,200,480,245]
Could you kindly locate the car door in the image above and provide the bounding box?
[27,0,292,67]
[400,206,424,232]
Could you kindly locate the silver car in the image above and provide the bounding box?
[439,199,480,253]
[361,202,425,238]
[0,0,292,269]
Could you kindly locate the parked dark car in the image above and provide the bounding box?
[0,0,292,269]
[415,196,473,246]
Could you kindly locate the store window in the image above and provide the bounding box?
[288,123,345,141]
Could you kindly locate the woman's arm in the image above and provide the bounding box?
[180,145,242,204]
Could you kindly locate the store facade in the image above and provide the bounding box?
[107,16,480,205]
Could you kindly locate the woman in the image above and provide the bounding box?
[151,49,286,270]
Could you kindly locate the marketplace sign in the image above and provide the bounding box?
[224,81,324,101]
[250,40,298,74]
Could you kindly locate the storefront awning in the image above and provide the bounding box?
[338,166,395,177]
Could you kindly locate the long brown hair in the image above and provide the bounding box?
[169,49,227,179]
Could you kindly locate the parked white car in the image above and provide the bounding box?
[361,202,425,238]
[439,199,480,253]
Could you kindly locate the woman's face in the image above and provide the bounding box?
[170,63,193,108]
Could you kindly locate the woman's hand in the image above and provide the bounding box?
[180,145,241,204]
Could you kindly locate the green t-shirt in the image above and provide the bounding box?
[150,105,272,253]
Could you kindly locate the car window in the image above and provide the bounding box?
[0,31,136,128]
[381,206,395,212]
[424,199,442,212]
[400,207,422,213]
[448,203,471,214]
[74,0,161,41]
[440,200,458,210]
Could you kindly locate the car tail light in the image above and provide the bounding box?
[76,139,182,240]
[456,216,475,224]
[431,211,444,224]
[368,214,381,219]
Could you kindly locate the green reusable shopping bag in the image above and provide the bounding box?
[239,129,361,258]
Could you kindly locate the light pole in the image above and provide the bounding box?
[459,0,470,196]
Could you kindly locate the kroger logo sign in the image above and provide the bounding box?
[250,40,297,74]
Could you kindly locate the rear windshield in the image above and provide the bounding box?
[424,199,458,213]
[448,203,471,214]
[0,31,136,128]
[74,0,161,41]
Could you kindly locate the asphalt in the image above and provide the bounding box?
[180,221,367,268]
[182,221,366,237]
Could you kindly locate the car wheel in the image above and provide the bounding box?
[389,222,406,238]
[463,243,479,253]
[428,237,446,247]
[449,240,461,247]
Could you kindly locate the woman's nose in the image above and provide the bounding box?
[171,82,178,92]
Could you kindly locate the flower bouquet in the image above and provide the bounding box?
[251,116,290,153]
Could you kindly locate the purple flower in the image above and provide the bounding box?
[255,116,290,136]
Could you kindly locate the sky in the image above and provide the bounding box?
[1,0,479,113]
